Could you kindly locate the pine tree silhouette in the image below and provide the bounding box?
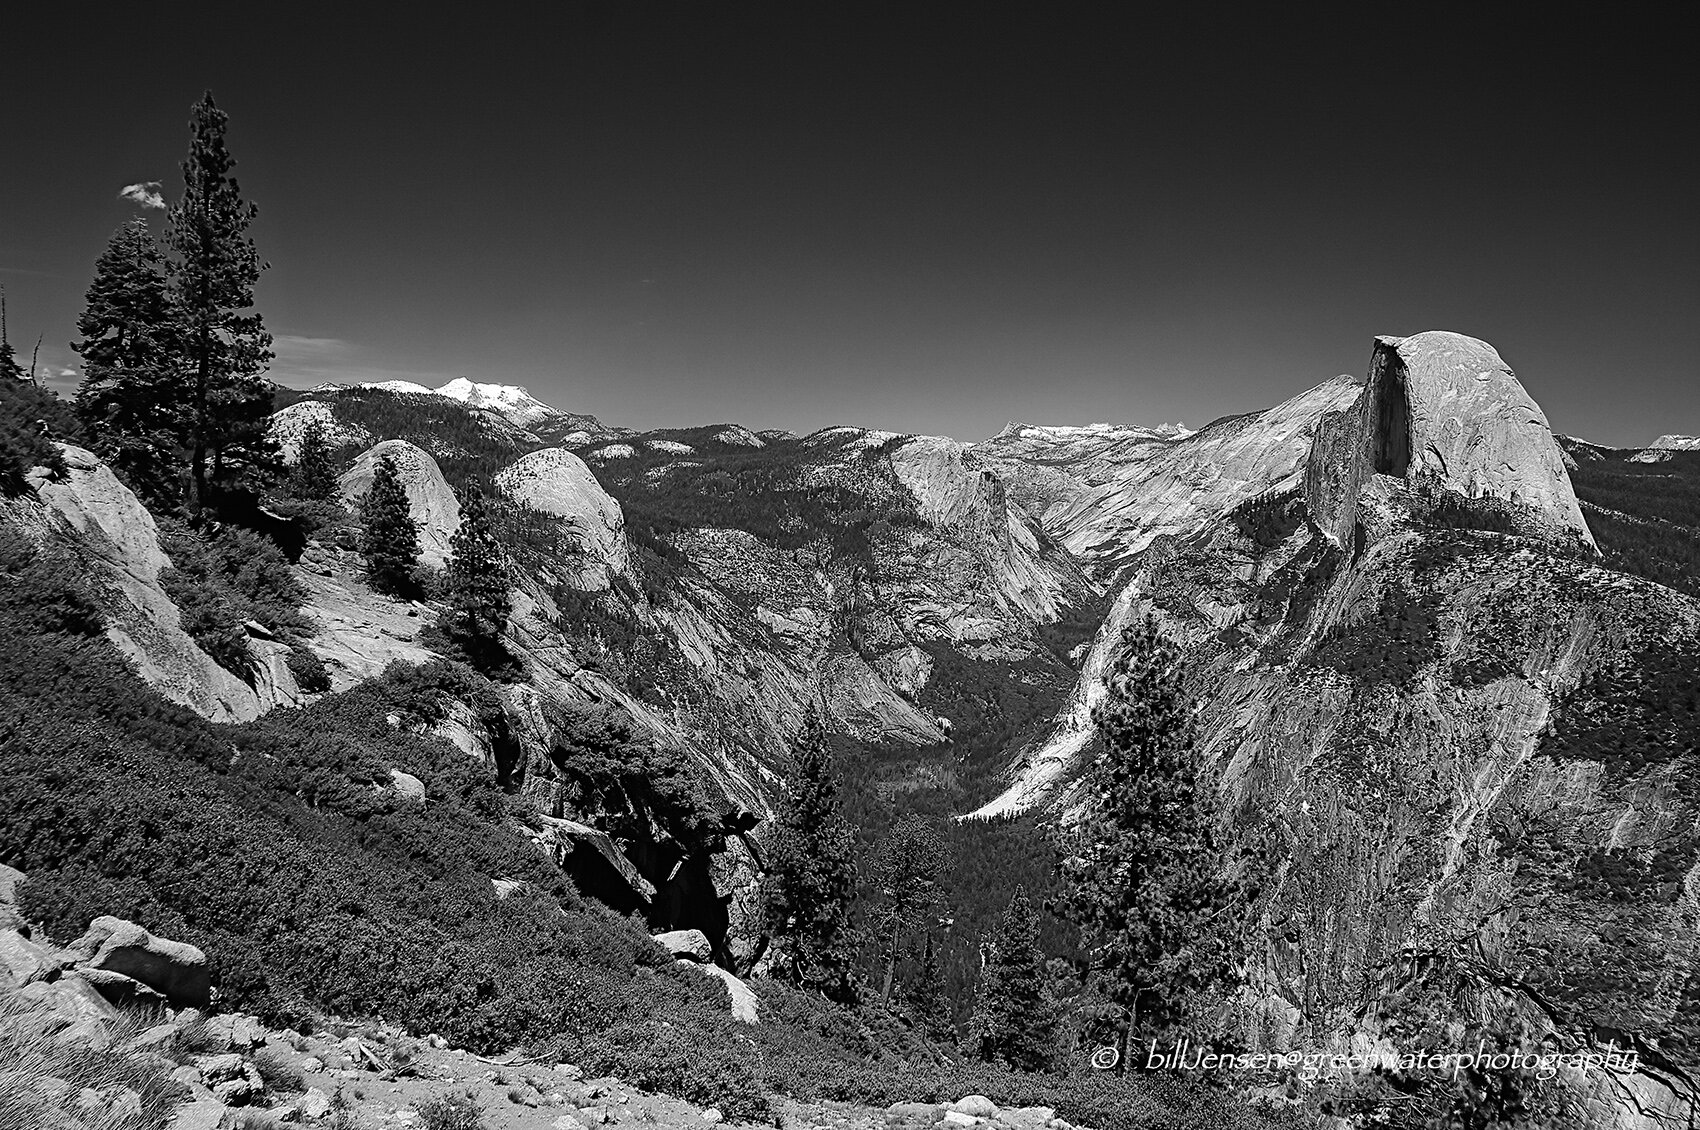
[1059,614,1248,1063]
[969,886,1059,1071]
[443,479,512,663]
[292,418,340,501]
[359,452,420,597]
[757,709,861,1002]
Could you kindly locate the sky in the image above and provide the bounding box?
[1,5,1694,446]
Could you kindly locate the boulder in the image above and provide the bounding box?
[300,1087,333,1120]
[652,929,713,962]
[949,1095,999,1119]
[338,440,462,568]
[171,1098,230,1130]
[494,447,632,589]
[0,927,52,987]
[389,768,426,802]
[689,962,760,1025]
[14,974,119,1028]
[64,915,211,1009]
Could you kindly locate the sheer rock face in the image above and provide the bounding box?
[1307,331,1595,552]
[494,447,631,590]
[338,440,462,568]
[12,445,298,722]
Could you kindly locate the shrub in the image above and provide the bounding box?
[287,646,332,693]
[0,375,79,496]
[157,518,314,675]
[414,1091,486,1130]
[252,1046,307,1095]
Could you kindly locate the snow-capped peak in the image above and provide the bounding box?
[434,378,558,426]
[353,376,561,426]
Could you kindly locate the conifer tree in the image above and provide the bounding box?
[443,480,511,652]
[1059,615,1247,1066]
[166,91,277,512]
[292,418,340,501]
[0,286,26,382]
[869,814,951,1002]
[968,886,1059,1071]
[359,453,419,596]
[72,220,187,508]
[758,709,861,1002]
[904,933,955,1045]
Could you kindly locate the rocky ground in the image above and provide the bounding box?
[167,1015,1077,1129]
[0,870,1080,1130]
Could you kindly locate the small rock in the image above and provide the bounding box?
[267,1103,303,1123]
[950,1096,999,1119]
[195,1052,246,1083]
[702,1108,724,1124]
[171,1098,230,1130]
[301,1055,324,1072]
[300,1087,333,1119]
[942,1114,982,1128]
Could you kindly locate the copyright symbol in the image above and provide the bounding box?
[1090,1045,1120,1070]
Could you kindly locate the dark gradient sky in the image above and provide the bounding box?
[2,6,1694,445]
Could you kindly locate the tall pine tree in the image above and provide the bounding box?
[166,91,277,512]
[443,480,512,658]
[291,418,340,501]
[72,220,187,509]
[968,887,1059,1071]
[1059,615,1247,1066]
[758,709,861,1002]
[359,453,420,597]
[869,814,951,1002]
[0,285,27,382]
[904,933,956,1046]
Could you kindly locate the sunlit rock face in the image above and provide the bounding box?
[337,440,462,568]
[969,334,1699,1125]
[1307,330,1595,552]
[494,447,631,590]
[11,445,298,722]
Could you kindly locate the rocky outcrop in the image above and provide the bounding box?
[267,399,372,463]
[8,445,299,723]
[338,440,461,567]
[1307,331,1595,551]
[61,916,213,1009]
[494,447,632,589]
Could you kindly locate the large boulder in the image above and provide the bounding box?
[494,447,631,589]
[652,929,712,962]
[339,440,462,568]
[63,916,212,1009]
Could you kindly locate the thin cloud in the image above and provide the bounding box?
[268,333,460,390]
[119,182,166,210]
